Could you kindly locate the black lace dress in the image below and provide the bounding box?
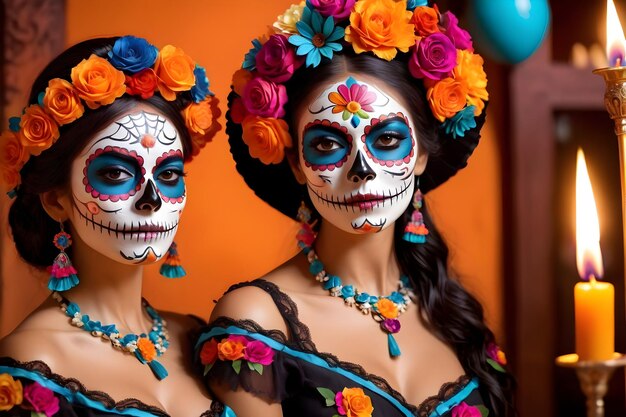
[196,280,491,417]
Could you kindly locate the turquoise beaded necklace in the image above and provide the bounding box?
[52,291,170,380]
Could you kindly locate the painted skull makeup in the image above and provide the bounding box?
[298,76,419,234]
[69,110,186,264]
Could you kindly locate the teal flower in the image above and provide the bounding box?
[442,105,477,139]
[243,39,263,71]
[288,6,344,68]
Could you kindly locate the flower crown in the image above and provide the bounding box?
[0,35,221,194]
[229,0,487,165]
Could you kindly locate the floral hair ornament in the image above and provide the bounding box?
[0,35,221,196]
[230,0,487,166]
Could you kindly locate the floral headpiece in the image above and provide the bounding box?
[229,0,487,165]
[0,35,221,194]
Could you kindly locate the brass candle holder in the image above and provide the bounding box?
[556,353,626,417]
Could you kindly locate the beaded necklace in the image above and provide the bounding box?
[296,204,416,358]
[52,292,170,380]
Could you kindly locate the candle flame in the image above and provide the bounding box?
[607,0,626,66]
[576,149,604,280]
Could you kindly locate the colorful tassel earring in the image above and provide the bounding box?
[159,242,186,278]
[402,188,429,244]
[48,223,79,291]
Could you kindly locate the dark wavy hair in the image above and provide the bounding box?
[8,37,193,268]
[282,52,516,415]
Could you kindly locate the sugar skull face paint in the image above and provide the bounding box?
[297,76,420,234]
[69,110,186,264]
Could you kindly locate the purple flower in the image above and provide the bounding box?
[451,402,482,417]
[382,318,401,334]
[409,33,457,81]
[244,340,275,365]
[256,34,301,83]
[440,11,473,51]
[309,0,355,20]
[242,77,288,118]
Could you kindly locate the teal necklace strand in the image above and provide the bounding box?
[52,292,170,380]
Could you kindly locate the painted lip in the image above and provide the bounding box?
[308,179,412,212]
[344,193,388,210]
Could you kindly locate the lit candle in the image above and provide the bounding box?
[606,0,626,66]
[575,149,615,361]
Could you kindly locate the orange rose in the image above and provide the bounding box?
[345,0,415,61]
[232,68,253,96]
[182,96,222,157]
[453,50,488,116]
[497,350,507,365]
[376,298,398,319]
[0,373,23,411]
[411,6,440,36]
[200,339,219,365]
[427,77,468,122]
[341,387,373,417]
[71,54,126,110]
[0,131,28,189]
[43,78,85,125]
[18,105,60,156]
[217,338,246,361]
[154,45,196,101]
[137,337,157,362]
[241,115,292,165]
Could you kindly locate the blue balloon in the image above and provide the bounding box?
[467,0,551,64]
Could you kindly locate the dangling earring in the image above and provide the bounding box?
[48,222,79,291]
[402,187,429,244]
[159,242,186,278]
[296,201,317,251]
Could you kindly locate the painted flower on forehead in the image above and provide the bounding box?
[241,115,292,165]
[440,11,473,51]
[125,68,158,99]
[309,0,355,20]
[409,32,457,81]
[344,0,415,61]
[43,78,85,125]
[328,77,376,128]
[23,382,60,417]
[289,6,345,68]
[71,55,126,109]
[108,35,158,74]
[256,34,301,83]
[154,45,196,101]
[242,77,288,119]
[18,104,60,155]
[274,1,306,35]
[411,6,441,36]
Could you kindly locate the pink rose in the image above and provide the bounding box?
[23,382,59,417]
[309,0,355,20]
[440,11,473,51]
[243,340,275,365]
[451,402,482,417]
[334,391,347,415]
[409,33,457,81]
[242,77,288,118]
[256,34,300,83]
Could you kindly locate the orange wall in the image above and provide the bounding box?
[1,0,502,340]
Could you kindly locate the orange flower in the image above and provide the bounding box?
[241,115,292,165]
[345,0,415,61]
[217,338,246,361]
[376,298,399,319]
[43,78,85,125]
[0,131,28,189]
[411,6,440,36]
[182,96,222,158]
[453,50,488,116]
[340,387,374,417]
[426,77,468,122]
[18,105,60,156]
[200,339,219,365]
[71,54,126,110]
[497,349,507,365]
[232,68,253,96]
[0,373,23,411]
[137,337,157,362]
[154,45,196,101]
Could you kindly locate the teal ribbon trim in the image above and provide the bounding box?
[430,377,480,417]
[0,365,163,417]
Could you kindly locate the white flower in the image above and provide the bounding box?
[273,1,306,35]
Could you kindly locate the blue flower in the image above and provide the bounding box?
[406,0,428,11]
[190,65,212,103]
[288,6,344,68]
[442,105,477,139]
[323,275,342,290]
[108,36,158,74]
[243,39,263,71]
[389,292,405,304]
[341,285,355,299]
[8,116,21,132]
[355,293,370,304]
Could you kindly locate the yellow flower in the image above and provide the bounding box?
[182,96,222,157]
[453,50,488,116]
[43,78,85,125]
[376,298,399,319]
[18,105,60,156]
[345,0,415,61]
[241,115,292,165]
[273,1,306,35]
[341,387,374,417]
[426,77,468,122]
[0,373,23,411]
[71,54,126,110]
[154,45,196,101]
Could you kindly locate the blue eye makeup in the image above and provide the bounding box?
[302,126,351,167]
[153,157,185,199]
[365,118,413,162]
[86,153,140,196]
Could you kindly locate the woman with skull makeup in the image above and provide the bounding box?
[195,1,515,417]
[0,36,222,416]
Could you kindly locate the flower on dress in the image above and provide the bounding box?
[0,373,23,411]
[23,382,60,417]
[288,6,344,68]
[328,77,376,128]
[318,386,374,417]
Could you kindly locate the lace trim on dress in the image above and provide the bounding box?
[0,357,170,416]
[416,375,472,417]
